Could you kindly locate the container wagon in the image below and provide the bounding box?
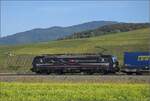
[122,52,150,75]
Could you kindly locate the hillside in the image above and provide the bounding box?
[60,23,150,40]
[0,28,149,73]
[0,21,117,45]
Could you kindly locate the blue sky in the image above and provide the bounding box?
[0,0,150,37]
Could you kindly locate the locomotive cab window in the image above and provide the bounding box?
[112,56,117,63]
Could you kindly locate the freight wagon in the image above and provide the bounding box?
[31,54,119,74]
[122,52,150,75]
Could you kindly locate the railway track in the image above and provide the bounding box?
[0,73,129,76]
[0,73,149,83]
[0,72,149,76]
[0,73,37,76]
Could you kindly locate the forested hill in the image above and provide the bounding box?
[59,23,150,40]
[0,21,117,45]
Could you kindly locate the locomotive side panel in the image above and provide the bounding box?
[31,55,119,74]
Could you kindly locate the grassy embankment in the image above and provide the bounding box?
[0,28,149,72]
[0,82,150,101]
[0,28,149,101]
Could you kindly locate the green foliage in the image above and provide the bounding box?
[0,82,150,101]
[62,23,150,39]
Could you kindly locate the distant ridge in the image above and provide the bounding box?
[60,23,150,40]
[0,21,117,45]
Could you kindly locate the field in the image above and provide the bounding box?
[0,28,149,73]
[0,82,150,101]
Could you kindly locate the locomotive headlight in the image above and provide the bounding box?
[36,64,40,66]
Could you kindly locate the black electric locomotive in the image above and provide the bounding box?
[31,54,119,74]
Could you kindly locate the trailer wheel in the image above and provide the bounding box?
[127,72,133,75]
[136,72,142,75]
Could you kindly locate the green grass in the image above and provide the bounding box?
[0,28,149,72]
[0,82,149,101]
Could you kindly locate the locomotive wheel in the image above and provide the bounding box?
[46,71,51,75]
[56,70,63,75]
[86,72,94,75]
[101,70,108,75]
[36,71,42,74]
